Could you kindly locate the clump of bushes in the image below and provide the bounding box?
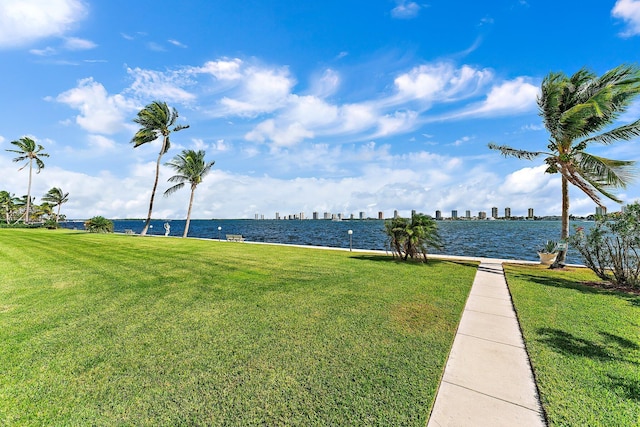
[385,213,443,262]
[84,216,114,233]
[569,202,640,289]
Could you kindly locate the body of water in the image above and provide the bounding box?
[61,218,589,264]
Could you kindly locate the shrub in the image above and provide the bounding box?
[84,216,114,233]
[569,202,640,288]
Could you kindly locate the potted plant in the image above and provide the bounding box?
[538,240,558,265]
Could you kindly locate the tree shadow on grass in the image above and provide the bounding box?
[607,374,640,402]
[350,255,477,269]
[537,328,639,365]
[513,272,640,307]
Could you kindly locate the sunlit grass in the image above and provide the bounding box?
[0,229,476,425]
[504,264,640,426]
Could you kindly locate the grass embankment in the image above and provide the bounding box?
[504,264,640,426]
[0,229,477,426]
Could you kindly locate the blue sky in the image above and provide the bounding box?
[2,0,640,219]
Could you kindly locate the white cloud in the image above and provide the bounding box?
[0,0,87,48]
[451,77,538,118]
[56,77,137,134]
[87,134,116,150]
[63,36,96,50]
[612,0,640,37]
[168,39,187,48]
[126,67,197,104]
[193,59,243,80]
[391,1,421,19]
[29,46,57,56]
[392,63,493,104]
[219,66,295,116]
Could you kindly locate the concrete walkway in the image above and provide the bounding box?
[427,261,547,427]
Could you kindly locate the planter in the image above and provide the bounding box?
[538,252,557,265]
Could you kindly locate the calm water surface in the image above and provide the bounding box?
[62,218,588,263]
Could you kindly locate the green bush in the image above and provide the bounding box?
[83,216,113,233]
[569,202,640,288]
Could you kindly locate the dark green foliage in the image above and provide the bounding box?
[385,213,443,261]
[569,202,640,288]
[83,216,114,233]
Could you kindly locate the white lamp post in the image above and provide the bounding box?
[217,226,222,240]
[348,229,353,251]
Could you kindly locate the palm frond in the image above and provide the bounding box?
[580,118,640,145]
[164,182,185,197]
[487,143,545,160]
[575,152,636,188]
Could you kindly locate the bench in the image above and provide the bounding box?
[226,234,244,242]
[125,229,135,235]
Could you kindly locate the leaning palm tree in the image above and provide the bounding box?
[489,64,640,266]
[5,137,49,224]
[42,187,69,223]
[164,149,215,238]
[131,101,189,236]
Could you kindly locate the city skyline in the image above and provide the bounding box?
[2,1,640,219]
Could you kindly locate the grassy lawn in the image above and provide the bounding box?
[504,264,640,426]
[0,229,477,426]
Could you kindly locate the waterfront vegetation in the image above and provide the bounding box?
[0,229,476,425]
[504,264,640,426]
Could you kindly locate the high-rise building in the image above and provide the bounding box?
[528,208,534,219]
[479,211,487,220]
[465,210,471,219]
[359,211,365,220]
[394,210,399,218]
[435,210,442,220]
[451,210,458,219]
[505,207,511,218]
[595,206,607,216]
[275,212,280,220]
[313,211,319,220]
[324,212,331,220]
[378,211,384,220]
[491,207,498,219]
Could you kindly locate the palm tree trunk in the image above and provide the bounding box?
[141,137,167,236]
[553,175,570,267]
[25,159,33,224]
[183,186,195,238]
[56,204,61,223]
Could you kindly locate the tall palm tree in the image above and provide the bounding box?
[5,137,49,224]
[131,101,189,236]
[42,187,69,223]
[489,64,640,266]
[164,149,215,238]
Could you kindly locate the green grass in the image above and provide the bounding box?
[0,229,477,426]
[504,264,640,426]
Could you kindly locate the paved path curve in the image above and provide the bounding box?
[427,260,546,426]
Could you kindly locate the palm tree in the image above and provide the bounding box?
[131,101,189,236]
[384,213,442,261]
[164,149,215,238]
[42,187,69,223]
[489,64,640,266]
[0,191,16,224]
[5,137,49,224]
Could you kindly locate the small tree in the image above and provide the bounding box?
[385,213,442,262]
[569,202,640,289]
[84,216,114,233]
[42,187,69,223]
[164,149,215,238]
